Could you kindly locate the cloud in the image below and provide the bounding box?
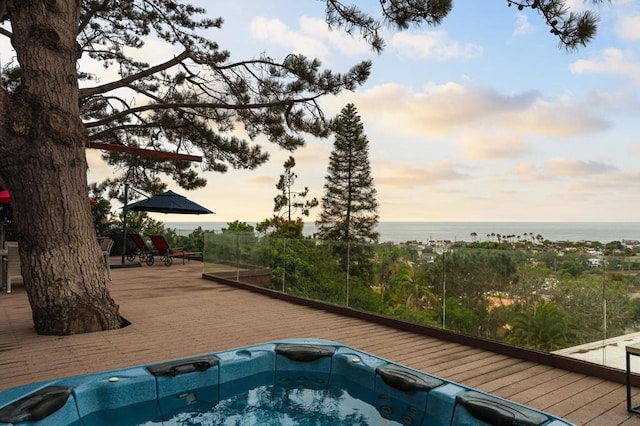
[544,158,618,177]
[250,16,485,62]
[459,135,531,160]
[511,95,610,136]
[513,13,534,37]
[564,0,632,12]
[514,163,550,182]
[249,16,371,61]
[299,16,371,56]
[338,82,537,135]
[570,48,640,84]
[567,171,640,194]
[616,15,640,41]
[513,158,618,182]
[563,0,593,12]
[389,30,482,60]
[583,89,640,113]
[250,16,330,60]
[324,82,608,140]
[290,142,332,164]
[374,161,471,189]
[247,175,275,185]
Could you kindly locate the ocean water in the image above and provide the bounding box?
[163,221,640,243]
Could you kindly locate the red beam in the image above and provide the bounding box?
[88,142,202,163]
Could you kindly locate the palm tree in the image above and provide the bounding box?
[377,258,437,310]
[506,302,577,351]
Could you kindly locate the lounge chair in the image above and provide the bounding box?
[4,242,22,293]
[127,233,155,266]
[149,235,192,267]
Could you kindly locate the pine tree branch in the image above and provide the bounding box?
[87,122,161,141]
[78,0,111,35]
[79,50,192,98]
[84,96,323,129]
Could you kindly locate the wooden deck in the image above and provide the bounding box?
[0,259,638,425]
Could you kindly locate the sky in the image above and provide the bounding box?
[85,0,640,224]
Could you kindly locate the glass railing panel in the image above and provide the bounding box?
[159,228,202,254]
[551,252,640,369]
[202,233,640,369]
[341,243,384,313]
[234,232,271,285]
[237,232,269,268]
[442,247,507,337]
[272,238,347,306]
[370,243,443,327]
[603,253,640,338]
[536,248,639,369]
[203,232,246,275]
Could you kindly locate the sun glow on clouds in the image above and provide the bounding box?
[513,158,618,184]
[325,81,607,142]
[374,161,471,189]
[514,163,549,182]
[459,135,530,160]
[545,158,618,176]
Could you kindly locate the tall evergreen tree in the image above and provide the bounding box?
[317,103,379,243]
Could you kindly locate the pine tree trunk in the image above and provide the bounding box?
[0,1,122,334]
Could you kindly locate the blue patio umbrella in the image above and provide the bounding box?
[126,190,214,215]
[118,189,214,264]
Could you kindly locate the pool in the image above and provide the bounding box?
[0,339,572,425]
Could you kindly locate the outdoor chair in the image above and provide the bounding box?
[99,237,114,280]
[4,242,22,293]
[149,235,192,267]
[127,233,155,266]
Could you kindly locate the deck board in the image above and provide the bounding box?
[0,259,638,425]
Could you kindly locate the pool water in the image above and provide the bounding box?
[157,381,400,425]
[0,339,573,426]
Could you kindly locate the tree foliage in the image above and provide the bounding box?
[317,103,379,243]
[506,0,602,50]
[506,302,577,351]
[273,156,318,221]
[256,156,318,239]
[257,216,306,239]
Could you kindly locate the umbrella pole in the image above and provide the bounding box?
[120,183,129,264]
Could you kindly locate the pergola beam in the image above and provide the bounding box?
[88,142,202,163]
